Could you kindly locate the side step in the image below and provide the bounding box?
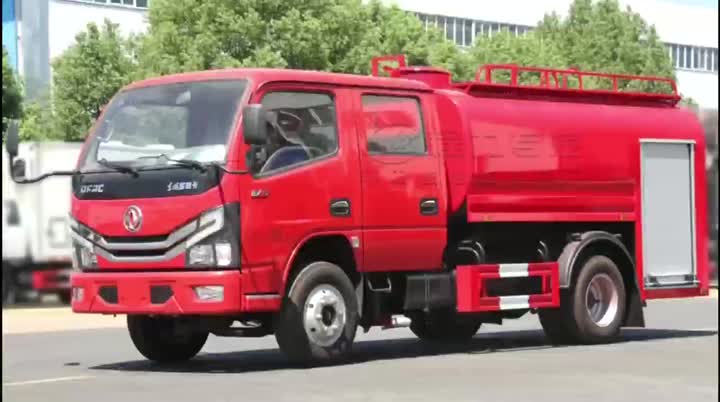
[456,262,559,313]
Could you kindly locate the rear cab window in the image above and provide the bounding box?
[361,94,427,155]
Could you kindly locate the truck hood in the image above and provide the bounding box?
[71,188,225,237]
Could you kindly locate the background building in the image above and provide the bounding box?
[1,0,148,100]
[385,0,719,112]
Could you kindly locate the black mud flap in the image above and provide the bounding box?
[623,288,645,328]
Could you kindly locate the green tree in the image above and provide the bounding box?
[19,97,56,142]
[488,0,677,93]
[2,46,23,135]
[463,0,677,96]
[52,19,135,141]
[135,0,463,77]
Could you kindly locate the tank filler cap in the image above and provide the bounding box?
[370,55,452,89]
[393,66,452,89]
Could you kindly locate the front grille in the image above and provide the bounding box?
[70,205,231,264]
[102,234,169,243]
[107,248,177,258]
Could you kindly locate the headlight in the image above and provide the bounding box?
[188,244,214,265]
[80,247,98,267]
[69,216,98,269]
[185,203,240,268]
[71,242,97,270]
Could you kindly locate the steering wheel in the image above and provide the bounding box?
[260,145,315,174]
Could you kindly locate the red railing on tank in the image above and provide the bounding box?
[474,63,679,97]
[370,54,681,105]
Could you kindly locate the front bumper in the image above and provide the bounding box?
[71,270,244,315]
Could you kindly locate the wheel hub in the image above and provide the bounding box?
[585,273,619,327]
[303,284,346,347]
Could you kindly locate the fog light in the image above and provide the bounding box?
[188,245,214,266]
[193,286,224,302]
[215,242,232,266]
[72,287,84,302]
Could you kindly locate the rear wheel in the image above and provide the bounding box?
[274,261,359,365]
[539,255,626,344]
[2,265,11,305]
[127,315,208,363]
[409,310,482,342]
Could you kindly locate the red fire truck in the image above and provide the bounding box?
[5,55,710,365]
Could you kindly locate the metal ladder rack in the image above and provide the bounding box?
[370,54,681,106]
[460,63,681,106]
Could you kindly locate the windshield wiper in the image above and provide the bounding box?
[137,154,208,172]
[136,154,249,175]
[98,158,138,177]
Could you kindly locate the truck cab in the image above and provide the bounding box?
[51,68,450,362]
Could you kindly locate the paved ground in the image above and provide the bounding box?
[2,295,717,402]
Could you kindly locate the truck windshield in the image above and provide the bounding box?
[80,79,248,170]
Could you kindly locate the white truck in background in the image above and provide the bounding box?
[2,142,83,304]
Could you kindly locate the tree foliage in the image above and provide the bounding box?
[2,46,22,135]
[478,0,677,93]
[51,19,135,141]
[19,97,56,142]
[135,0,463,77]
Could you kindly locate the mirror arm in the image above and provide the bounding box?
[11,170,78,184]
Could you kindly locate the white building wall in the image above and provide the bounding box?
[48,0,148,61]
[676,70,718,109]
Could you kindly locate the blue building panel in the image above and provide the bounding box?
[2,0,18,70]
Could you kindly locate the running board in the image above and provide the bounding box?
[455,262,560,313]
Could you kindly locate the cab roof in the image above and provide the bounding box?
[122,68,432,93]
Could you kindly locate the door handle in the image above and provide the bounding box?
[330,199,351,217]
[420,198,438,216]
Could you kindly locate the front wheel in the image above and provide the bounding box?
[127,315,208,363]
[57,290,71,305]
[274,261,359,365]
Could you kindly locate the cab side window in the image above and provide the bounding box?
[361,95,426,155]
[251,91,338,175]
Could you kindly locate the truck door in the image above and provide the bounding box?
[355,92,446,272]
[241,86,362,280]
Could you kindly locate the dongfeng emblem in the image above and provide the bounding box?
[123,205,143,233]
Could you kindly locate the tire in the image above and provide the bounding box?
[539,255,626,345]
[57,290,72,305]
[127,315,208,363]
[2,264,17,305]
[409,310,482,342]
[274,261,359,365]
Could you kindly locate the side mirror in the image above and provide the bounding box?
[242,104,267,145]
[11,158,26,180]
[5,120,20,159]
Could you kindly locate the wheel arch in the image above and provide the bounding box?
[281,233,361,297]
[559,231,645,327]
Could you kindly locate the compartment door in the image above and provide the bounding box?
[640,140,698,288]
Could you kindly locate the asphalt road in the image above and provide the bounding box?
[2,296,717,402]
